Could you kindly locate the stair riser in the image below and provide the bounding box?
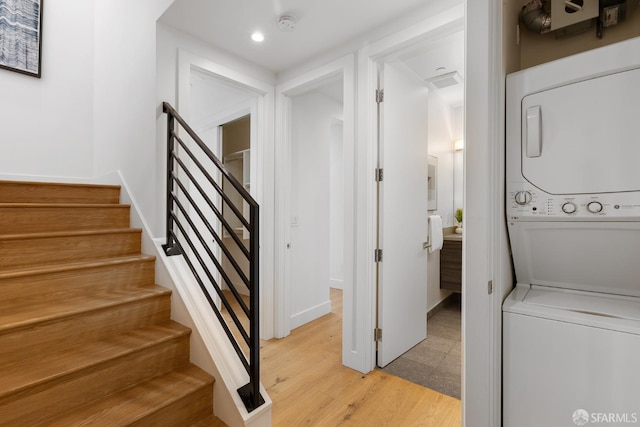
[0,206,130,234]
[0,231,141,269]
[0,335,191,426]
[0,181,120,204]
[130,385,213,427]
[0,295,172,365]
[0,258,155,302]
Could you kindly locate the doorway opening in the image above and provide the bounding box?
[284,76,345,332]
[374,29,464,400]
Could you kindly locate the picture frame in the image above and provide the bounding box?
[427,155,437,211]
[0,0,43,78]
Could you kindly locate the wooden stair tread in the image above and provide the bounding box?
[0,228,143,270]
[46,365,214,426]
[0,181,121,204]
[0,321,191,399]
[0,285,171,334]
[0,228,142,241]
[0,203,131,234]
[0,254,155,280]
[0,203,131,211]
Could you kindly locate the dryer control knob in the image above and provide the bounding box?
[562,202,577,214]
[587,201,603,213]
[514,191,532,206]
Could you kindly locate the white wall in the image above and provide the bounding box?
[289,90,343,329]
[94,0,174,237]
[156,24,275,113]
[0,0,95,179]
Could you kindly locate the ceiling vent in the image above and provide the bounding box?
[425,71,463,90]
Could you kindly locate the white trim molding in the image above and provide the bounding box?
[463,0,506,425]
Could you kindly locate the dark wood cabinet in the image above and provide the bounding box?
[440,239,462,292]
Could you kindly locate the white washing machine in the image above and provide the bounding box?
[504,37,640,427]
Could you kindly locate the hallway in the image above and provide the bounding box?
[260,289,461,426]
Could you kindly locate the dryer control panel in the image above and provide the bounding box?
[507,183,640,220]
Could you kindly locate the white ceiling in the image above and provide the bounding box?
[160,0,464,106]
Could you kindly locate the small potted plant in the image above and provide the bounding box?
[455,208,463,234]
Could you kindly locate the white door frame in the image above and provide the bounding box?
[177,49,275,339]
[273,54,360,367]
[465,0,508,425]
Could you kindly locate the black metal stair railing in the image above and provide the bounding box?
[161,102,264,412]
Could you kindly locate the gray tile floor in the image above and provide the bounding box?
[380,293,462,399]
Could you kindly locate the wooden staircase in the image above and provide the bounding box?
[0,181,225,426]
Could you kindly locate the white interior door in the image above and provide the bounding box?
[377,61,429,367]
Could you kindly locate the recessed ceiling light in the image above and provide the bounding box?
[251,32,265,42]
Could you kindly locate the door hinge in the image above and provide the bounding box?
[374,328,382,342]
[376,89,384,103]
[375,168,383,182]
[488,280,493,295]
[374,249,383,262]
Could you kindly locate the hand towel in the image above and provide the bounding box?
[428,215,443,253]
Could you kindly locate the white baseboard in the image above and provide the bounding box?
[290,300,332,330]
[329,278,343,290]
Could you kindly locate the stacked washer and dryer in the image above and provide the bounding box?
[503,37,640,426]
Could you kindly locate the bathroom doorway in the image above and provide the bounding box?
[375,29,465,400]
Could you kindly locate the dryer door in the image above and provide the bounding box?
[521,67,640,195]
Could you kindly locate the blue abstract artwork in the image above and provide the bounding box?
[0,0,42,77]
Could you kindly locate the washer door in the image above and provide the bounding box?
[521,67,640,195]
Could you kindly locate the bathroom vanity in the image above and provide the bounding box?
[440,232,462,292]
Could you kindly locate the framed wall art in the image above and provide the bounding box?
[0,0,43,78]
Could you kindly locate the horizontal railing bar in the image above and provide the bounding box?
[168,232,251,372]
[171,152,250,259]
[171,214,250,345]
[171,196,250,318]
[171,176,251,290]
[169,148,244,244]
[172,134,251,232]
[163,102,257,208]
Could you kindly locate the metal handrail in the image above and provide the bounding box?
[161,102,263,412]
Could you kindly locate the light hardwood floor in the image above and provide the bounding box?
[261,288,462,426]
